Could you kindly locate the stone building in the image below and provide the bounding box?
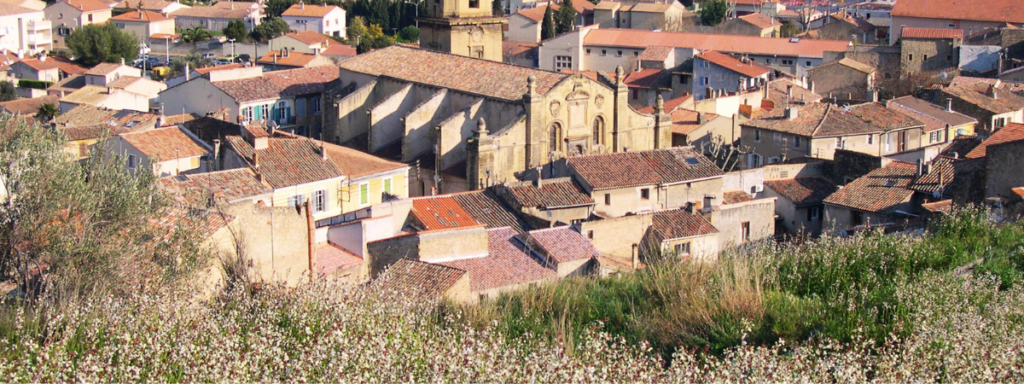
[717,13,780,38]
[814,12,878,44]
[324,45,672,194]
[823,161,918,233]
[937,84,1024,133]
[418,0,505,62]
[806,58,876,103]
[898,27,962,73]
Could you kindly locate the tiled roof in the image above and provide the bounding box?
[764,177,837,206]
[339,45,568,101]
[500,178,594,209]
[829,12,875,32]
[376,258,466,298]
[0,95,58,115]
[737,13,778,29]
[257,50,323,67]
[886,96,977,133]
[110,9,167,21]
[847,102,924,132]
[321,44,357,58]
[316,243,362,275]
[0,2,34,15]
[158,168,271,205]
[636,94,692,114]
[55,106,157,141]
[650,209,718,241]
[264,65,338,96]
[105,75,144,89]
[670,108,717,136]
[950,76,1024,94]
[900,27,964,40]
[966,123,1024,159]
[567,146,723,190]
[212,76,281,103]
[170,4,254,18]
[151,207,234,240]
[525,226,599,264]
[113,0,181,11]
[638,46,673,61]
[439,227,555,292]
[283,30,331,46]
[696,51,770,78]
[51,56,88,75]
[452,190,531,233]
[722,190,754,204]
[195,63,243,74]
[85,62,125,76]
[939,134,981,159]
[411,196,483,231]
[943,85,1024,114]
[62,0,110,12]
[624,68,668,89]
[908,157,955,194]
[766,79,822,106]
[808,58,875,74]
[120,126,209,160]
[282,3,341,17]
[629,2,672,13]
[921,199,953,214]
[583,29,850,59]
[515,4,554,22]
[742,102,878,137]
[16,57,60,71]
[891,0,1024,24]
[823,161,917,214]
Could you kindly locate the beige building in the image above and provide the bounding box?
[112,125,211,176]
[806,58,876,103]
[110,9,175,45]
[0,3,51,54]
[886,96,977,163]
[44,0,111,48]
[417,0,505,62]
[644,208,720,261]
[269,30,332,55]
[281,3,345,38]
[889,0,1023,44]
[506,5,550,43]
[54,105,158,160]
[937,84,1024,133]
[169,1,262,31]
[898,27,962,73]
[326,45,673,194]
[112,0,189,16]
[762,175,836,237]
[824,161,918,233]
[256,49,335,70]
[593,1,686,31]
[717,13,780,38]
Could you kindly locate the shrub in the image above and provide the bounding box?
[16,79,52,90]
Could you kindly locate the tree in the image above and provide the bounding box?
[180,26,214,45]
[222,19,249,42]
[356,23,395,54]
[698,0,727,26]
[698,135,749,172]
[397,25,419,43]
[65,22,139,67]
[36,103,59,122]
[249,17,290,43]
[165,51,214,79]
[347,16,369,43]
[780,21,800,38]
[0,81,15,102]
[265,0,298,18]
[492,0,503,16]
[555,0,577,35]
[541,5,556,40]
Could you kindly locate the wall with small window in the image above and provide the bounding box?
[659,232,719,262]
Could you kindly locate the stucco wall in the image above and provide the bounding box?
[709,197,776,247]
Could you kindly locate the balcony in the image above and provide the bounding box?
[26,20,51,32]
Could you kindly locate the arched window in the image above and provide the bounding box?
[592,116,604,146]
[549,123,562,153]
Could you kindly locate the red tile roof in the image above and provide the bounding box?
[623,68,668,89]
[823,161,917,214]
[451,190,532,233]
[525,226,599,264]
[722,190,754,204]
[942,85,1024,115]
[51,56,88,75]
[891,0,1024,24]
[195,63,243,74]
[515,4,555,22]
[499,178,594,209]
[0,95,58,115]
[908,156,955,195]
[110,9,167,21]
[696,51,771,78]
[639,46,673,61]
[55,106,157,141]
[439,227,555,292]
[949,76,1024,94]
[282,3,342,17]
[339,45,569,101]
[284,30,331,46]
[886,96,977,133]
[257,50,323,67]
[225,134,407,187]
[900,27,964,40]
[846,102,924,131]
[583,29,850,59]
[669,108,717,136]
[650,209,718,241]
[763,177,837,206]
[316,243,363,275]
[636,94,691,114]
[807,57,875,74]
[375,258,467,298]
[85,62,126,76]
[212,66,338,102]
[966,122,1024,159]
[321,44,357,58]
[828,12,876,32]
[120,126,209,160]
[742,102,878,137]
[17,57,60,71]
[567,147,723,190]
[63,0,110,12]
[737,12,779,29]
[411,196,483,231]
[159,168,271,205]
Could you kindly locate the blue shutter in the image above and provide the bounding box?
[254,105,263,120]
[296,98,306,116]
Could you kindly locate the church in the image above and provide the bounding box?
[323,45,673,194]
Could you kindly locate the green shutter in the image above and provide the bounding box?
[384,178,391,194]
[360,183,368,205]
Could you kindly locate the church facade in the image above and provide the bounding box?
[323,45,671,194]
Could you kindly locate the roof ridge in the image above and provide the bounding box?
[810,103,832,136]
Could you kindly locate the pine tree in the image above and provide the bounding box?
[555,0,577,34]
[541,5,556,40]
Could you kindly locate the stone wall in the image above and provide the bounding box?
[807,62,872,102]
[985,140,1024,200]
[901,38,959,74]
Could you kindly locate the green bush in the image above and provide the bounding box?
[16,79,52,90]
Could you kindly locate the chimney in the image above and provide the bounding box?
[786,84,793,99]
[253,151,260,168]
[946,98,952,112]
[534,165,543,188]
[212,139,221,170]
[37,52,45,62]
[138,10,143,19]
[706,87,715,99]
[320,140,327,160]
[274,52,278,64]
[697,111,705,124]
[107,86,113,94]
[916,158,923,177]
[300,0,305,9]
[809,80,815,93]
[987,84,997,99]
[784,106,798,120]
[16,49,23,59]
[157,113,166,127]
[631,243,638,270]
[120,57,124,65]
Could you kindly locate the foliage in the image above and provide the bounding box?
[698,134,749,172]
[65,22,139,67]
[0,81,15,102]
[166,51,214,79]
[35,103,59,122]
[492,0,503,16]
[15,79,53,90]
[346,16,368,42]
[347,0,425,34]
[222,19,249,42]
[249,17,290,43]
[397,25,419,43]
[698,0,727,26]
[541,5,556,40]
[264,0,298,18]
[180,26,214,45]
[555,0,577,35]
[356,23,395,54]
[780,21,800,38]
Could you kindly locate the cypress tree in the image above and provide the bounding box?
[541,5,556,40]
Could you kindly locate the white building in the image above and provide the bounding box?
[281,2,345,38]
[0,2,51,54]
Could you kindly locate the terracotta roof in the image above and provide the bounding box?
[0,95,58,115]
[376,258,467,298]
[560,0,595,14]
[742,102,878,137]
[629,2,671,13]
[411,196,483,231]
[257,50,324,67]
[669,108,717,136]
[281,3,341,17]
[0,2,34,15]
[966,123,1024,159]
[195,63,243,74]
[525,227,599,264]
[908,157,955,194]
[316,243,362,275]
[950,76,1024,94]
[764,177,837,206]
[170,4,254,18]
[900,27,964,40]
[636,94,691,114]
[211,76,280,103]
[120,126,209,160]
[638,46,673,61]
[567,146,723,190]
[921,199,953,214]
[891,0,1024,24]
[105,75,145,89]
[943,85,1024,115]
[113,0,182,11]
[16,57,60,71]
[823,161,917,214]
[737,12,778,29]
[500,178,594,209]
[110,9,167,21]
[766,79,823,105]
[339,45,568,101]
[583,29,850,59]
[283,30,331,46]
[722,190,754,204]
[809,57,875,74]
[151,207,234,240]
[623,68,668,89]
[939,134,981,159]
[451,190,531,233]
[55,106,157,141]
[650,209,718,241]
[159,168,271,205]
[62,0,110,12]
[264,65,338,96]
[829,12,875,32]
[846,102,924,132]
[886,96,976,133]
[515,4,555,23]
[321,44,357,58]
[439,227,555,292]
[51,56,88,75]
[696,51,770,78]
[85,62,126,76]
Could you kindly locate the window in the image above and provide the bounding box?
[633,51,639,57]
[836,137,844,149]
[701,59,709,68]
[554,55,572,69]
[794,136,801,148]
[549,123,562,153]
[947,55,952,61]
[995,117,1007,129]
[867,134,873,145]
[805,61,811,66]
[313,96,321,114]
[604,193,611,205]
[674,242,691,256]
[586,48,591,54]
[587,230,594,239]
[781,59,793,65]
[766,59,771,64]
[754,129,761,142]
[288,194,306,207]
[312,189,327,212]
[807,206,820,221]
[851,211,864,226]
[87,14,93,22]
[631,89,639,99]
[929,131,938,143]
[679,75,688,84]
[741,222,750,242]
[640,188,650,200]
[908,53,913,61]
[616,50,622,57]
[947,23,956,28]
[701,77,709,85]
[592,117,604,145]
[923,54,928,60]
[383,177,392,194]
[127,154,137,169]
[115,22,125,28]
[359,183,369,205]
[469,0,479,8]
[601,49,607,56]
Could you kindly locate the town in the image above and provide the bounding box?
[1,0,1023,305]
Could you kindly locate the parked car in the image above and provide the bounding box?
[213,59,232,66]
[201,53,217,60]
[131,58,145,68]
[233,54,251,64]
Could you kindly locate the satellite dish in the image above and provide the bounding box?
[940,71,949,80]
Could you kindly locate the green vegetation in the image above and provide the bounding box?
[349,17,395,54]
[555,0,577,34]
[397,25,419,43]
[15,79,53,90]
[0,81,15,101]
[249,17,290,44]
[65,22,139,67]
[222,19,249,42]
[541,5,555,40]
[162,51,215,80]
[698,0,728,26]
[36,103,59,122]
[780,21,801,38]
[264,0,424,34]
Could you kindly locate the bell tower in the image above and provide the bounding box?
[418,0,505,62]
